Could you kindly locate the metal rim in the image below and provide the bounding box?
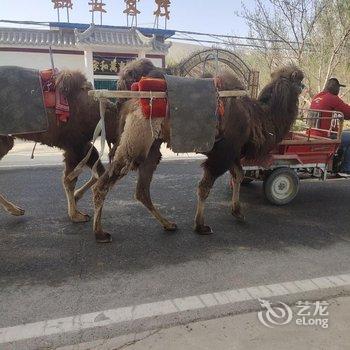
[270,174,294,200]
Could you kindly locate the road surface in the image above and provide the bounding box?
[1,155,350,348]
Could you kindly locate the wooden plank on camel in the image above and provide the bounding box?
[88,90,248,99]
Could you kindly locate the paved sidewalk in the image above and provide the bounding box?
[1,140,204,168]
[59,295,349,350]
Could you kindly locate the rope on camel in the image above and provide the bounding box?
[66,98,107,181]
[66,88,249,181]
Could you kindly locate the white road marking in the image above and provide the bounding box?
[1,273,350,344]
[0,163,63,169]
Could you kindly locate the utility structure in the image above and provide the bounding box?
[88,0,107,25]
[123,0,140,27]
[153,0,170,29]
[51,0,73,23]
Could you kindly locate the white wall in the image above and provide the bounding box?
[0,51,86,73]
[0,50,165,86]
[146,57,164,68]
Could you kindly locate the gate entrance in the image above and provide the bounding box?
[173,48,259,98]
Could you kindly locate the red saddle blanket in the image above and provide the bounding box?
[40,69,70,123]
[131,77,167,119]
[131,77,225,119]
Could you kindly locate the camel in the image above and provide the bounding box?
[91,61,304,243]
[0,59,156,222]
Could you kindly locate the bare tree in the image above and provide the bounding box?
[239,0,350,101]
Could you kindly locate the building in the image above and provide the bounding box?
[0,22,174,89]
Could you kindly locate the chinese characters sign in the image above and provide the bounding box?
[124,0,140,16]
[88,0,107,13]
[51,0,73,22]
[123,0,140,27]
[93,54,136,76]
[258,299,329,329]
[89,0,107,24]
[154,0,170,20]
[153,0,170,28]
[52,0,73,9]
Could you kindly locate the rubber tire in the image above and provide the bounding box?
[263,168,299,205]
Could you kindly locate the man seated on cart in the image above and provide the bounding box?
[310,78,350,173]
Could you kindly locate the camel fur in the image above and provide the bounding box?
[91,60,304,242]
[0,60,156,223]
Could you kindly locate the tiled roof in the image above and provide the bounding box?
[75,25,171,52]
[0,27,76,47]
[0,24,171,53]
[49,22,176,39]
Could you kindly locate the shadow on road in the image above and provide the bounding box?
[0,160,349,285]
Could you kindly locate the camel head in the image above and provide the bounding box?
[258,65,305,113]
[55,70,92,102]
[271,66,305,93]
[255,65,305,143]
[118,59,156,90]
[54,70,115,125]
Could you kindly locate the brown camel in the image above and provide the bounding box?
[0,59,156,222]
[91,62,304,243]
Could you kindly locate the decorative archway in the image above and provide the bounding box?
[173,48,260,98]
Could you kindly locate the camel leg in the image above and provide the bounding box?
[92,161,129,243]
[230,163,245,222]
[0,136,24,216]
[92,106,164,242]
[74,176,97,202]
[194,166,218,235]
[63,149,91,223]
[74,146,105,202]
[0,194,25,216]
[135,140,177,231]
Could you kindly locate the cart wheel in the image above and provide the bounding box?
[263,168,299,205]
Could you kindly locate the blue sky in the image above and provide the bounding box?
[1,0,252,35]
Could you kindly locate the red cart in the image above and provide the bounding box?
[235,109,346,205]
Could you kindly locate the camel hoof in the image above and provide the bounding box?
[194,225,214,235]
[70,212,90,223]
[232,209,245,222]
[95,232,112,243]
[7,206,25,216]
[164,222,178,231]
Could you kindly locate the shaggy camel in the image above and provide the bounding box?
[0,60,156,222]
[91,63,304,242]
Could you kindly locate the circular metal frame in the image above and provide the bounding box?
[172,48,259,97]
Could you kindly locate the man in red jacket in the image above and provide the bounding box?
[310,78,350,173]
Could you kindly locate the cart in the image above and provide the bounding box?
[232,109,346,205]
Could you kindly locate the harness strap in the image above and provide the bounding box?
[66,98,107,181]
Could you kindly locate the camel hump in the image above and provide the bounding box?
[55,70,89,98]
[215,72,246,91]
[271,65,304,82]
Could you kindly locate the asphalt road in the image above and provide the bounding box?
[1,160,350,348]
